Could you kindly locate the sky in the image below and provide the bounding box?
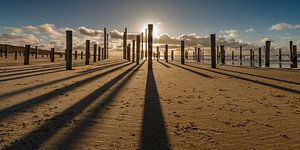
[1,0,300,53]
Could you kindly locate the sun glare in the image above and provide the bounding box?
[140,24,160,38]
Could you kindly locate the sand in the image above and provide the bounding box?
[0,56,300,149]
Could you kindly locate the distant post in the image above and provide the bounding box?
[98,46,101,61]
[14,51,17,60]
[220,45,225,64]
[141,32,144,59]
[217,46,220,64]
[24,45,30,65]
[75,50,77,60]
[165,44,168,62]
[50,48,55,62]
[258,47,262,67]
[35,46,38,59]
[123,28,127,59]
[127,44,131,62]
[211,34,216,68]
[157,47,159,61]
[66,30,72,70]
[0,49,2,57]
[279,49,282,68]
[93,44,97,62]
[5,45,8,58]
[145,28,148,59]
[171,50,174,61]
[290,41,293,62]
[132,40,135,63]
[104,27,107,60]
[197,48,200,62]
[232,50,234,65]
[148,24,153,69]
[106,34,109,59]
[239,46,242,66]
[136,35,140,65]
[102,48,104,60]
[181,40,185,64]
[85,40,90,65]
[291,45,297,68]
[265,41,271,67]
[250,49,253,67]
[81,51,83,59]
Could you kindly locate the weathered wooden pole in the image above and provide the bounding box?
[50,48,55,62]
[98,46,101,61]
[291,45,297,68]
[93,44,97,62]
[123,28,127,59]
[81,51,83,59]
[240,46,242,66]
[217,46,220,64]
[0,49,2,57]
[136,35,140,65]
[165,44,168,62]
[102,48,104,60]
[66,30,73,70]
[106,34,109,59]
[75,50,77,60]
[127,44,131,62]
[104,27,107,60]
[141,32,144,59]
[265,41,271,67]
[220,45,225,64]
[132,40,135,63]
[5,45,8,58]
[157,47,159,61]
[279,49,282,68]
[290,41,293,62]
[211,34,216,68]
[85,40,90,65]
[250,49,253,67]
[24,45,30,65]
[232,50,234,65]
[35,46,38,59]
[64,49,66,60]
[145,28,148,59]
[148,24,153,69]
[171,50,174,61]
[258,47,262,67]
[197,48,200,62]
[14,51,17,60]
[181,40,185,64]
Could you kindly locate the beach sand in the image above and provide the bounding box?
[0,56,299,149]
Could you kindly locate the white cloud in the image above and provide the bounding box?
[78,26,103,37]
[245,28,254,32]
[260,37,273,43]
[270,23,300,31]
[220,30,239,39]
[0,33,39,45]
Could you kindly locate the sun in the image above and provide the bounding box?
[140,24,160,38]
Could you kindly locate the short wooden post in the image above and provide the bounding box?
[81,51,83,59]
[50,48,55,62]
[232,50,234,65]
[75,50,77,60]
[14,51,17,60]
[64,49,66,60]
[35,46,38,59]
[171,50,174,61]
[101,48,104,60]
[157,47,159,61]
[220,45,225,64]
[250,49,253,67]
[259,47,262,67]
[265,41,271,67]
[148,24,153,69]
[290,41,293,62]
[24,45,30,65]
[217,46,220,64]
[132,40,135,63]
[98,46,101,61]
[136,35,140,65]
[85,40,90,65]
[165,44,168,62]
[197,48,200,62]
[291,45,297,68]
[5,45,8,58]
[211,34,216,68]
[0,49,2,57]
[279,49,282,68]
[181,40,185,64]
[240,46,242,66]
[106,34,109,59]
[93,44,97,62]
[104,27,107,60]
[66,30,72,70]
[123,28,127,59]
[127,44,131,62]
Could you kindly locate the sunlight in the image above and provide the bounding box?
[140,23,160,38]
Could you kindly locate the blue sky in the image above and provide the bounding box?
[1,0,300,51]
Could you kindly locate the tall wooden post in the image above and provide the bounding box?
[50,48,55,62]
[291,45,297,68]
[104,27,107,60]
[232,50,234,65]
[290,41,293,62]
[106,34,109,59]
[145,28,148,59]
[148,24,153,69]
[259,47,262,67]
[165,44,168,62]
[181,40,185,64]
[220,45,225,64]
[239,46,242,66]
[66,30,72,70]
[81,51,83,59]
[132,40,135,63]
[75,50,77,60]
[211,34,216,68]
[98,46,101,61]
[123,28,127,59]
[136,35,140,65]
[5,45,8,58]
[102,48,104,60]
[217,46,220,64]
[85,40,90,65]
[141,32,143,59]
[250,49,253,67]
[197,48,200,62]
[93,44,97,62]
[279,49,282,68]
[127,44,131,62]
[171,50,174,61]
[265,41,271,67]
[157,47,159,61]
[14,51,17,60]
[35,46,38,59]
[24,45,30,65]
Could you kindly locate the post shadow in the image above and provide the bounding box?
[140,68,170,150]
[157,60,171,68]
[168,62,213,78]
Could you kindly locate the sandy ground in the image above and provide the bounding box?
[0,55,300,149]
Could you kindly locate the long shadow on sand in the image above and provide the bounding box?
[0,64,66,74]
[140,68,170,150]
[169,62,213,78]
[157,61,171,68]
[184,63,300,95]
[0,61,127,99]
[0,62,130,121]
[6,62,143,149]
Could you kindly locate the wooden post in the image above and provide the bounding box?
[136,35,140,65]
[85,40,90,65]
[197,48,200,62]
[104,27,107,60]
[265,41,271,67]
[5,45,8,58]
[145,28,148,59]
[217,46,220,64]
[250,49,253,67]
[171,50,174,61]
[64,49,66,61]
[148,24,153,69]
[81,51,83,59]
[0,49,2,57]
[14,51,17,60]
[75,50,77,60]
[123,28,127,59]
[50,48,55,62]
[157,47,159,61]
[165,44,168,62]
[141,32,143,59]
[127,44,131,62]
[181,40,185,64]
[35,46,38,59]
[279,49,282,68]
[24,45,30,65]
[232,50,234,65]
[290,41,293,62]
[220,45,225,64]
[93,44,97,62]
[259,47,262,67]
[106,34,109,59]
[211,34,216,68]
[102,48,104,60]
[132,40,135,63]
[66,30,72,70]
[98,46,101,61]
[240,46,242,66]
[291,45,297,68]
